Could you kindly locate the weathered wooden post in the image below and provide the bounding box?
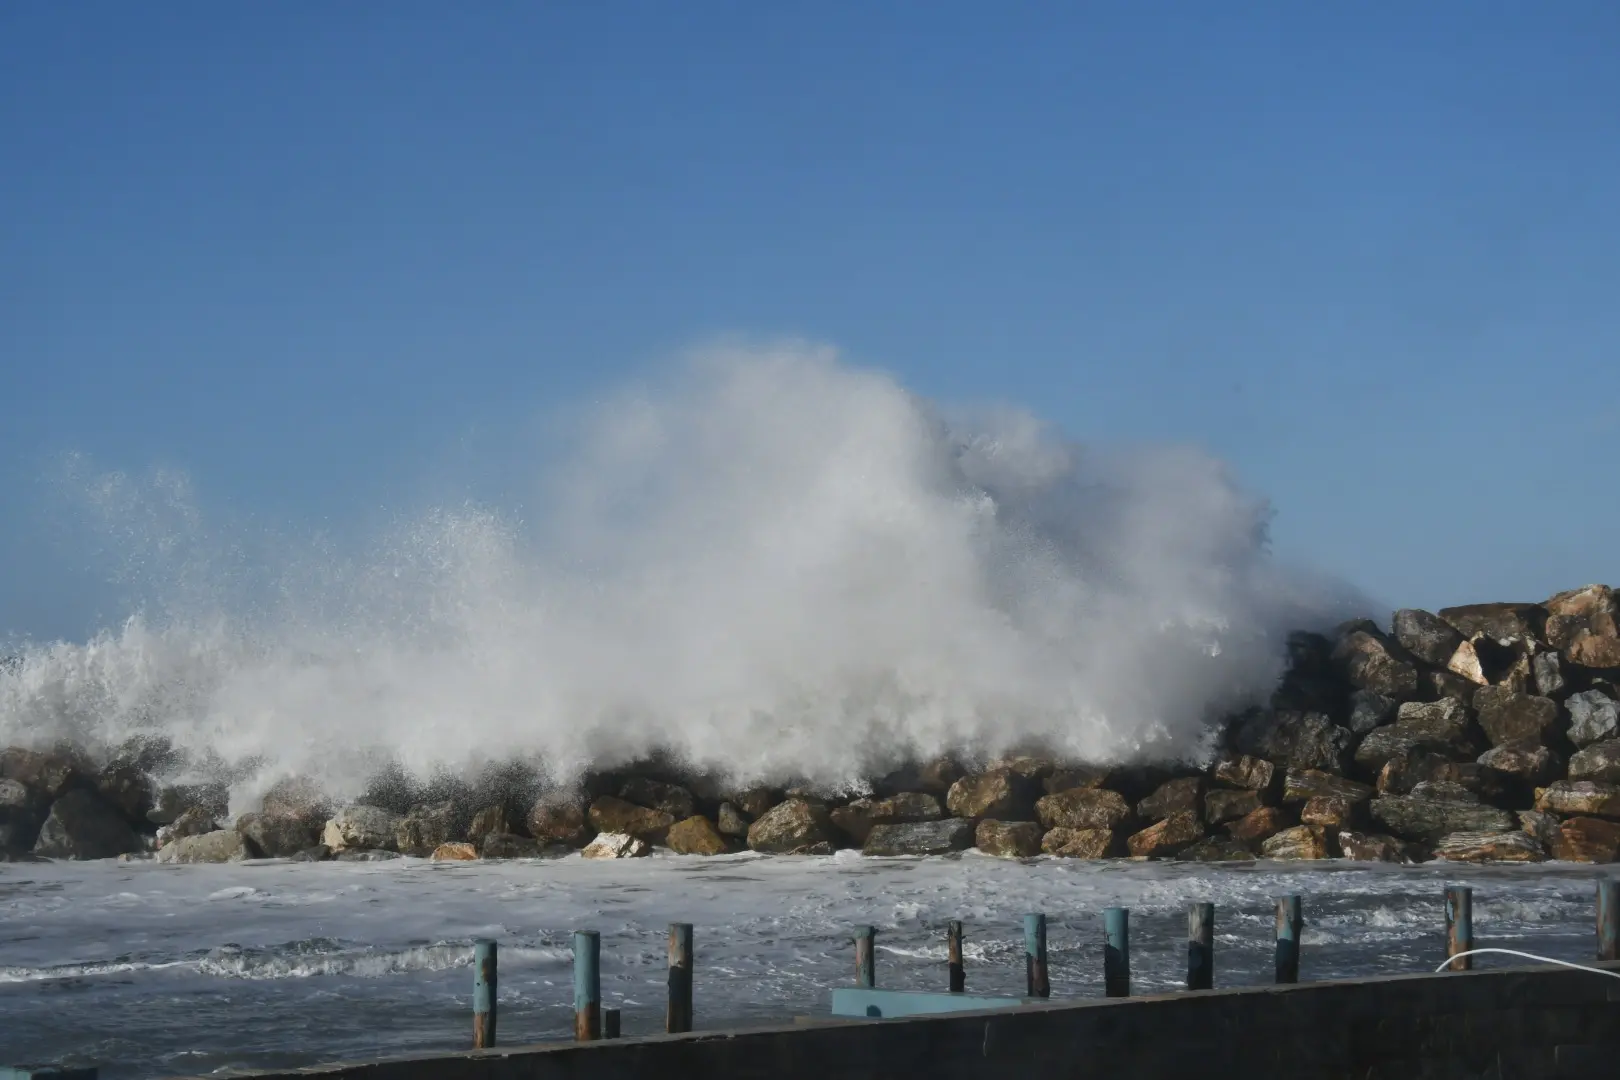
[855,925,876,988]
[1598,880,1619,962]
[1187,903,1214,991]
[603,1007,621,1039]
[667,922,694,1034]
[1103,907,1130,997]
[472,938,497,1048]
[1445,886,1473,972]
[1024,912,1049,998]
[947,919,965,993]
[574,930,601,1041]
[1275,895,1302,984]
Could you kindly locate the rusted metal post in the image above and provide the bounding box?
[667,922,694,1034]
[1275,895,1302,984]
[947,919,965,993]
[472,938,497,1048]
[573,930,601,1041]
[1103,907,1130,997]
[1187,903,1214,991]
[1024,912,1049,998]
[854,925,876,988]
[603,1007,621,1039]
[1599,880,1619,961]
[1445,886,1473,972]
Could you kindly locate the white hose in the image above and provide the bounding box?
[1432,948,1620,979]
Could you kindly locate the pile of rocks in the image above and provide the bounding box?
[4,584,1619,866]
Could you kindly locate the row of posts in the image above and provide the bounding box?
[466,880,1620,1048]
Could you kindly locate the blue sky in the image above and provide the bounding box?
[3,2,1618,640]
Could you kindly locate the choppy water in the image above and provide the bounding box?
[2,854,1617,1078]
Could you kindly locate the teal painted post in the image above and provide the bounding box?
[667,922,694,1033]
[1024,913,1049,998]
[1187,903,1214,991]
[1445,886,1473,972]
[574,930,601,1040]
[472,938,497,1048]
[1598,880,1618,961]
[1103,907,1130,997]
[1275,896,1302,984]
[855,926,876,988]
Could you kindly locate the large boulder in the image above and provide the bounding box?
[528,796,593,848]
[1550,817,1620,863]
[1354,699,1475,769]
[1136,778,1203,822]
[1042,765,1115,795]
[1227,806,1291,843]
[716,803,750,837]
[863,819,974,856]
[1473,687,1559,747]
[431,842,478,861]
[465,805,515,848]
[829,792,942,845]
[1532,653,1565,698]
[1347,691,1398,735]
[666,816,729,856]
[1433,831,1545,863]
[747,798,834,853]
[1479,743,1561,787]
[582,832,651,859]
[588,796,674,843]
[156,829,256,864]
[1545,585,1618,660]
[1210,756,1275,791]
[1300,796,1358,829]
[1176,837,1257,862]
[1331,631,1419,700]
[1337,831,1413,863]
[32,789,144,859]
[1282,769,1373,805]
[1568,740,1620,784]
[0,778,43,851]
[1393,609,1464,666]
[1126,811,1203,857]
[95,764,154,824]
[1369,796,1514,843]
[322,805,402,852]
[1233,711,1354,772]
[1438,603,1544,645]
[1518,809,1561,850]
[1535,781,1620,819]
[155,805,219,847]
[1568,691,1620,747]
[1568,635,1620,669]
[0,746,89,801]
[482,833,542,859]
[1408,780,1480,804]
[975,820,1042,857]
[1204,788,1265,825]
[1040,827,1114,858]
[725,786,779,819]
[874,757,964,797]
[945,769,1036,821]
[1035,787,1131,831]
[618,778,697,821]
[237,812,322,858]
[393,803,457,857]
[259,776,332,820]
[1261,826,1329,860]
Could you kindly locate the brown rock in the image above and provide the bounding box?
[1434,830,1545,863]
[1126,811,1204,857]
[1408,780,1480,804]
[1550,816,1620,863]
[1211,756,1275,791]
[1394,608,1465,666]
[1227,806,1291,843]
[1136,777,1203,821]
[727,786,779,819]
[1535,781,1620,819]
[618,778,697,820]
[1376,750,1449,796]
[1042,765,1114,795]
[1568,691,1620,746]
[1035,787,1131,831]
[431,842,478,861]
[238,811,322,858]
[466,804,514,847]
[667,815,730,856]
[1444,640,1490,686]
[1233,710,1354,772]
[1337,831,1411,862]
[746,798,834,853]
[1300,796,1358,829]
[829,792,942,845]
[1438,603,1544,645]
[946,769,1035,821]
[393,803,457,857]
[528,796,592,847]
[974,819,1042,858]
[1478,743,1561,787]
[1261,825,1328,860]
[1568,634,1620,669]
[1369,796,1514,843]
[1474,686,1559,747]
[1204,788,1265,825]
[1569,739,1620,784]
[1518,809,1561,850]
[1544,584,1617,633]
[588,795,675,843]
[1175,836,1257,862]
[1040,827,1114,859]
[1332,631,1419,699]
[991,755,1057,783]
[1283,769,1373,805]
[482,833,541,859]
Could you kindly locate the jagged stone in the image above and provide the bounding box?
[1204,788,1265,825]
[1517,810,1561,849]
[1300,796,1358,829]
[716,802,750,837]
[1568,691,1620,747]
[618,778,697,820]
[1408,781,1479,804]
[582,832,650,859]
[393,803,456,857]
[1347,691,1397,735]
[1355,698,1474,769]
[946,769,1035,820]
[156,829,256,863]
[991,755,1058,783]
[1136,777,1202,822]
[1568,740,1620,784]
[1545,584,1617,634]
[1429,761,1505,801]
[874,757,964,797]
[156,805,219,847]
[1550,817,1620,863]
[1261,825,1329,860]
[727,787,779,819]
[1283,769,1373,805]
[0,747,90,801]
[1535,781,1620,819]
[1233,710,1353,772]
[1126,811,1203,857]
[1369,796,1514,843]
[238,812,322,858]
[1394,609,1464,666]
[1337,831,1411,862]
[1568,634,1620,669]
[974,819,1042,857]
[431,842,478,861]
[1376,750,1450,796]
[1227,806,1291,843]
[464,804,512,847]
[1434,830,1545,863]
[1040,827,1114,858]
[1042,765,1114,795]
[1473,687,1559,747]
[1532,652,1565,697]
[259,776,331,819]
[1478,743,1561,787]
[1176,836,1256,862]
[829,792,942,845]
[588,795,674,843]
[95,764,154,824]
[1035,787,1131,831]
[863,819,974,856]
[322,805,402,852]
[1332,631,1420,699]
[667,815,729,855]
[747,798,834,853]
[1445,640,1490,686]
[1438,603,1543,645]
[1211,756,1275,791]
[527,796,592,847]
[32,789,143,859]
[482,833,541,859]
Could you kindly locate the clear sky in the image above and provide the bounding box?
[3,2,1618,641]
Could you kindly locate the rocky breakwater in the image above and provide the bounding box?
[4,583,1620,867]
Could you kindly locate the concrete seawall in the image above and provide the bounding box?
[197,961,1620,1080]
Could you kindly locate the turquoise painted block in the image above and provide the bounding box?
[830,988,1032,1018]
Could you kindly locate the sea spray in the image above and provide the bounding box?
[0,344,1365,809]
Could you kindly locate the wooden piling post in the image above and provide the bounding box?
[1103,907,1130,997]
[472,938,497,1048]
[947,919,965,993]
[1275,895,1302,984]
[1599,880,1619,962]
[854,925,876,988]
[667,922,694,1034]
[1445,886,1473,972]
[603,1007,621,1039]
[573,930,601,1041]
[1024,913,1049,998]
[1187,903,1214,991]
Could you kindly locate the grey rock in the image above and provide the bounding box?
[715,802,750,837]
[830,792,942,845]
[747,798,835,853]
[1331,631,1419,700]
[1369,796,1515,844]
[1233,710,1353,772]
[32,789,144,859]
[1355,698,1474,770]
[1532,652,1565,698]
[481,833,541,859]
[1204,788,1265,825]
[155,805,219,847]
[1479,743,1561,787]
[1569,739,1620,784]
[322,805,402,852]
[156,829,256,864]
[1393,609,1464,666]
[1474,687,1559,747]
[1568,691,1620,747]
[1408,781,1480,804]
[862,818,974,856]
[336,848,402,861]
[1347,691,1397,735]
[1437,603,1544,645]
[618,778,697,821]
[1518,810,1561,850]
[95,764,154,823]
[974,819,1042,857]
[1136,777,1203,822]
[1035,787,1131,831]
[0,746,89,801]
[238,812,322,858]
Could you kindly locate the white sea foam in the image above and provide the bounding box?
[0,344,1366,807]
